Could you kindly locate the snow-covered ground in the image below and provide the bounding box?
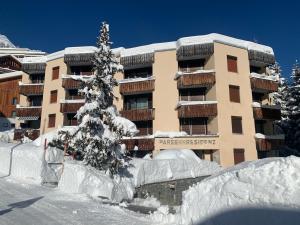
[0,175,152,225]
[152,156,300,225]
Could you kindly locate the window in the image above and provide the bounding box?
[50,90,58,103]
[48,114,56,128]
[52,67,60,80]
[229,85,240,103]
[179,88,206,101]
[124,67,152,79]
[227,55,238,73]
[180,118,208,135]
[178,58,205,72]
[234,148,245,164]
[255,120,265,134]
[231,116,243,134]
[124,94,152,110]
[11,111,16,118]
[11,97,17,105]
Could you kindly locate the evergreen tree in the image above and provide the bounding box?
[51,22,137,175]
[286,60,300,150]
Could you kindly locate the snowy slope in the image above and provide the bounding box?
[0,34,16,48]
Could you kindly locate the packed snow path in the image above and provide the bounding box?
[0,176,152,225]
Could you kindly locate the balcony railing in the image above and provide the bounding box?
[63,117,78,126]
[19,83,44,96]
[122,138,155,151]
[120,108,155,121]
[60,101,84,113]
[62,78,82,89]
[119,79,155,95]
[176,71,215,89]
[250,77,278,93]
[253,105,281,120]
[256,135,285,151]
[14,129,40,141]
[16,106,42,118]
[177,102,218,118]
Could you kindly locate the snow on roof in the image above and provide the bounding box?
[64,46,97,55]
[21,56,47,64]
[177,33,274,55]
[0,34,16,48]
[121,42,176,57]
[0,71,22,80]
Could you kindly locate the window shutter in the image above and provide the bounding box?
[229,85,240,103]
[234,148,245,164]
[227,55,238,73]
[52,67,60,80]
[231,116,243,134]
[50,90,58,103]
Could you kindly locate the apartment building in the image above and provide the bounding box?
[0,34,46,135]
[14,33,283,167]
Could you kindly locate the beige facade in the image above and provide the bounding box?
[14,34,284,167]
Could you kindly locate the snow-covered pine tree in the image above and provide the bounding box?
[286,60,300,150]
[271,62,290,132]
[51,22,137,175]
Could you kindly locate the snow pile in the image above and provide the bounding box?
[0,129,14,142]
[250,72,278,81]
[175,69,215,79]
[157,156,300,225]
[129,149,221,187]
[58,149,221,202]
[131,196,161,208]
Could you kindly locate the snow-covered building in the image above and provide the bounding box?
[12,33,283,167]
[0,34,46,135]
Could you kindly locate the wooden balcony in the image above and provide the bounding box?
[177,103,217,118]
[250,77,278,93]
[122,138,155,151]
[253,106,281,120]
[19,83,44,96]
[60,102,84,113]
[14,129,40,141]
[62,78,82,89]
[120,80,155,95]
[256,137,284,151]
[16,107,42,117]
[120,108,155,121]
[177,72,215,89]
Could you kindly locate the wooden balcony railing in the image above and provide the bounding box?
[122,138,155,151]
[19,84,44,96]
[60,102,84,113]
[177,72,215,89]
[120,108,155,121]
[16,107,42,117]
[63,118,78,126]
[177,103,217,118]
[253,106,281,120]
[14,129,40,141]
[256,137,284,151]
[62,78,82,89]
[120,80,155,95]
[250,77,278,93]
[137,127,153,136]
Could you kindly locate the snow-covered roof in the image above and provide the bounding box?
[121,42,176,57]
[177,33,274,55]
[0,71,22,80]
[21,56,47,64]
[65,46,97,55]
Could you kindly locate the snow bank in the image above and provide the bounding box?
[0,129,14,142]
[164,156,300,225]
[129,149,221,187]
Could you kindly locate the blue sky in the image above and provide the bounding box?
[0,0,299,76]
